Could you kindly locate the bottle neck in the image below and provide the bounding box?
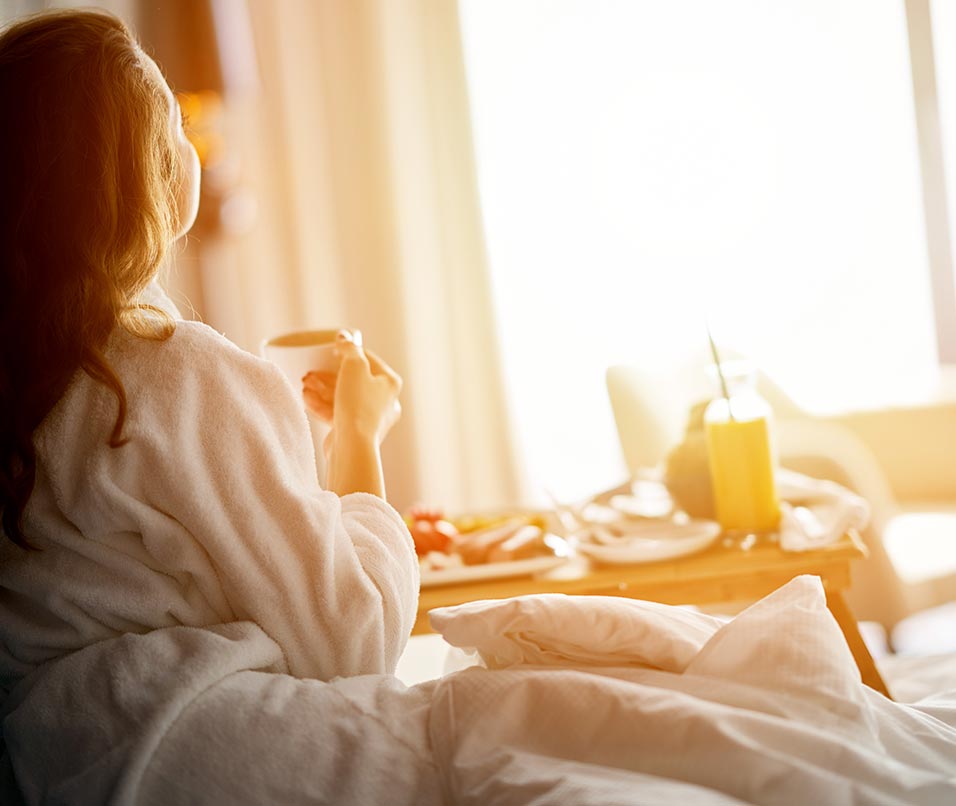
[706,386,771,423]
[722,374,755,397]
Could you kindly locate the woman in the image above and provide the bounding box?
[0,11,419,798]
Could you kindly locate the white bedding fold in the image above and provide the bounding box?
[426,577,956,805]
[3,578,955,805]
[2,623,442,806]
[429,591,725,672]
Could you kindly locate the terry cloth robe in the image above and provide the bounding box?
[0,297,419,695]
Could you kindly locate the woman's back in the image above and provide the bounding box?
[1,315,418,694]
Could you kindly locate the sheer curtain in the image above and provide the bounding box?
[167,0,524,513]
[459,0,939,504]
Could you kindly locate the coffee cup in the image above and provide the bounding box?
[259,328,363,389]
[259,328,363,483]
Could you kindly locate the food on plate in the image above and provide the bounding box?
[406,506,457,557]
[455,518,532,565]
[486,524,550,563]
[406,506,559,572]
[664,399,716,519]
[453,511,549,534]
[458,520,553,565]
[418,550,463,572]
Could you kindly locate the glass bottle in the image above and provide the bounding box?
[704,362,781,535]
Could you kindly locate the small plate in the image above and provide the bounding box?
[419,554,568,588]
[575,520,721,564]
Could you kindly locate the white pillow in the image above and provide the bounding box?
[686,574,863,702]
[428,592,726,673]
[428,575,862,703]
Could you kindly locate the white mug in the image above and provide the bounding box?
[259,328,363,483]
[259,328,363,388]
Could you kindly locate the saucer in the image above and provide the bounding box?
[574,519,721,564]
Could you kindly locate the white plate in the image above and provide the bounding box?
[575,520,721,564]
[419,555,568,588]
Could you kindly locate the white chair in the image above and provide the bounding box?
[606,361,956,632]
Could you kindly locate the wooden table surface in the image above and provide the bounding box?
[414,530,892,697]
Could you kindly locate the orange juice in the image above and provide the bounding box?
[705,408,781,534]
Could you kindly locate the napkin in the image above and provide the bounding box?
[776,469,870,551]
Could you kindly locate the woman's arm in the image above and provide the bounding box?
[325,428,385,498]
[304,333,402,499]
[110,323,418,680]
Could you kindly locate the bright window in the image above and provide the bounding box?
[931,0,956,314]
[460,0,940,502]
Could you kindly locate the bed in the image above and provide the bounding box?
[3,576,955,805]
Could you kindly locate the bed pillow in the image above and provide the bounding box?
[429,575,861,700]
[685,574,863,702]
[428,592,726,673]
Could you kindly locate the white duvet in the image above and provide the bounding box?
[4,575,955,805]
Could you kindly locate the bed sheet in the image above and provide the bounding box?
[4,578,955,805]
[398,629,956,702]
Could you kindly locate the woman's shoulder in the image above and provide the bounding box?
[107,320,303,423]
[112,320,280,387]
[35,319,314,487]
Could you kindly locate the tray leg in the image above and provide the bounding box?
[826,588,893,699]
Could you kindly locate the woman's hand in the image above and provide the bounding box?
[302,369,337,425]
[306,332,403,498]
[302,333,402,442]
[331,335,402,445]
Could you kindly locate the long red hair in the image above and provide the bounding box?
[0,10,183,547]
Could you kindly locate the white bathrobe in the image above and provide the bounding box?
[0,301,419,692]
